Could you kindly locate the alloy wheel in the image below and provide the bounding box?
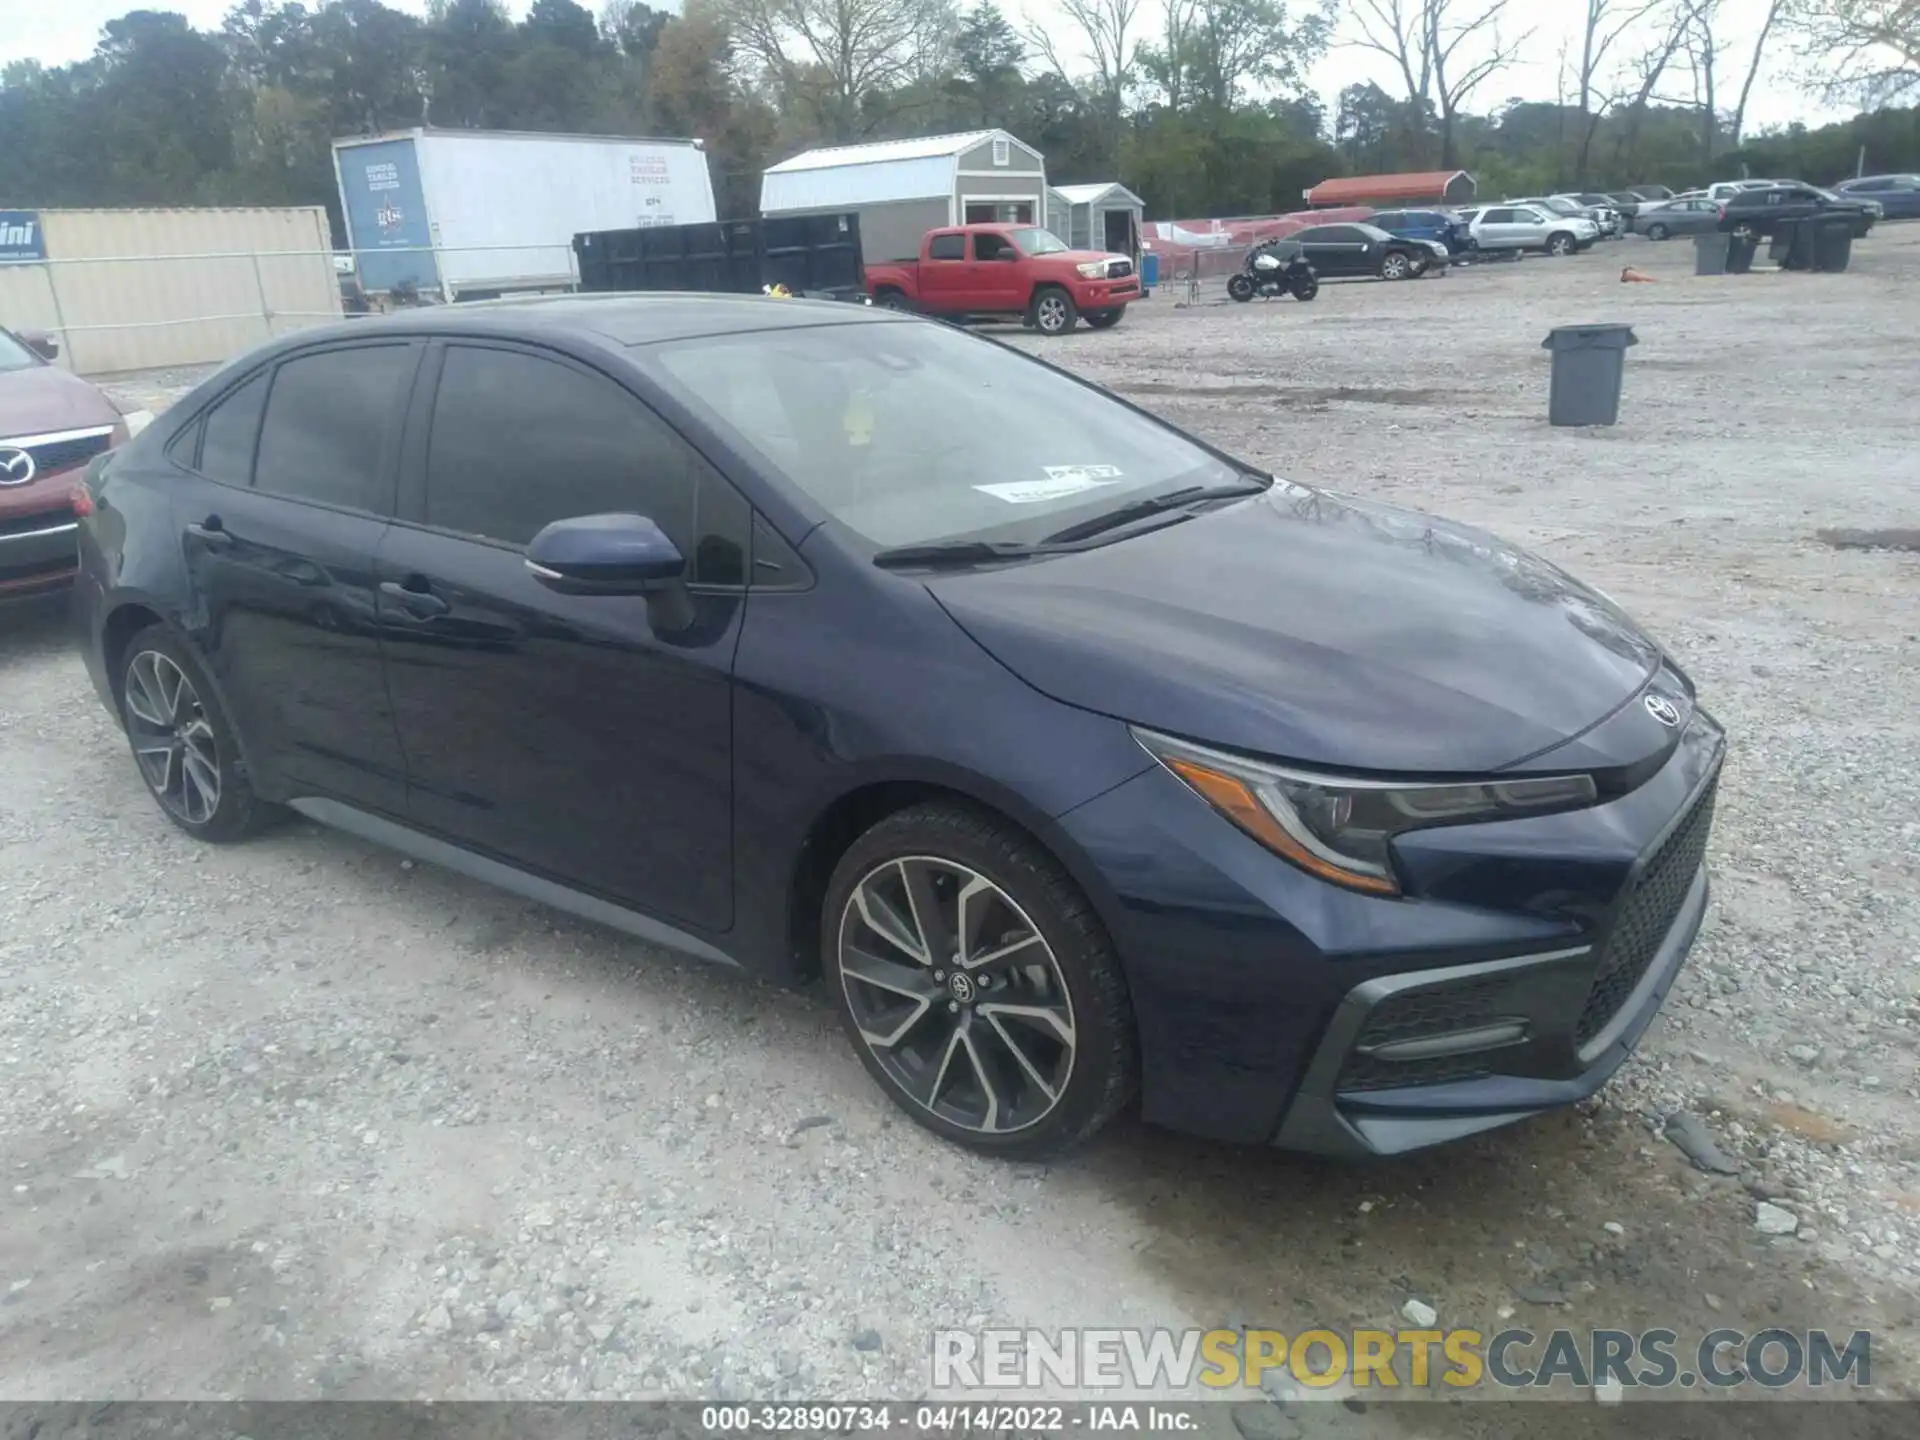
[124,650,221,824]
[1036,295,1070,333]
[837,856,1076,1135]
[1382,253,1411,279]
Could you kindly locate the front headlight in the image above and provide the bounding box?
[1134,728,1598,897]
[1076,260,1108,279]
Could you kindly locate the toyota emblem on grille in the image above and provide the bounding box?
[1644,693,1682,727]
[0,447,34,486]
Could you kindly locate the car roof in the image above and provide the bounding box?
[257,293,894,355]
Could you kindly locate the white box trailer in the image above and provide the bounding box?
[331,128,716,300]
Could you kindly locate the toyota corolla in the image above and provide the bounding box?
[71,296,1723,1160]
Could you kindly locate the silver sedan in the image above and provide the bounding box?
[1631,198,1723,239]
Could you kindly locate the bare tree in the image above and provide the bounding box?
[1680,0,1720,162]
[1610,0,1694,174]
[1572,0,1665,181]
[1792,0,1920,104]
[1349,0,1528,167]
[1729,0,1786,147]
[1023,0,1145,167]
[716,0,956,141]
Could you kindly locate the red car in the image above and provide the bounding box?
[1,327,141,603]
[865,224,1139,335]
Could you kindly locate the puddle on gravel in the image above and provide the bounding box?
[1816,528,1920,552]
[1075,1102,1917,1425]
[1109,383,1466,407]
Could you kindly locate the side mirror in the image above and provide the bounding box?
[526,513,684,597]
[20,329,58,361]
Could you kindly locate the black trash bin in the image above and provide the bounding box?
[1813,216,1855,272]
[1777,218,1816,270]
[1693,233,1729,276]
[1726,233,1760,274]
[1542,323,1638,427]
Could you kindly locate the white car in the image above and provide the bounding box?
[1704,180,1773,203]
[1461,204,1599,256]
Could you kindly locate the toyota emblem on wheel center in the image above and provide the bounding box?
[1644,693,1682,727]
[0,447,35,486]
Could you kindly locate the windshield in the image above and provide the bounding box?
[1009,227,1070,256]
[0,329,40,372]
[1541,198,1583,215]
[646,320,1245,552]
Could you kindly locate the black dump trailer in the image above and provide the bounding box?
[573,212,866,300]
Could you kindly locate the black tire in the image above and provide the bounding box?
[1027,285,1078,335]
[1226,273,1256,302]
[823,802,1137,1160]
[1646,223,1669,241]
[1406,250,1430,277]
[1546,232,1575,256]
[1380,250,1414,280]
[1292,275,1319,301]
[1084,308,1124,329]
[118,625,278,842]
[873,288,913,311]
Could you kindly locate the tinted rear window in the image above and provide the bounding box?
[255,345,413,514]
[198,372,269,487]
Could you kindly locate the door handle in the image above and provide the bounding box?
[186,517,233,549]
[379,579,450,618]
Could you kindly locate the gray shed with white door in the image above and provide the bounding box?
[1045,182,1144,262]
[760,129,1047,264]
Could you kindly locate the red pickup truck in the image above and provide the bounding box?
[865,224,1140,335]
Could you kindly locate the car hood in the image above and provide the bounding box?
[1038,249,1130,269]
[926,485,1664,774]
[0,363,121,440]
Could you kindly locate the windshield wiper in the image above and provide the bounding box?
[871,539,1045,570]
[1039,479,1268,546]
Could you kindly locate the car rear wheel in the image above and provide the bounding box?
[1646,223,1669,241]
[1381,251,1413,280]
[119,626,276,842]
[1028,286,1078,336]
[824,803,1137,1159]
[1547,232,1575,256]
[1226,273,1256,302]
[1084,308,1124,329]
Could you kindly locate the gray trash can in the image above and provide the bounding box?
[1542,323,1638,427]
[1813,216,1855,272]
[1727,233,1760,274]
[1693,233,1730,275]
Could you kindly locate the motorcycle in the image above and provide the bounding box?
[1227,241,1319,303]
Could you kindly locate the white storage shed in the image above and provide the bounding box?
[759,130,1047,264]
[1046,182,1145,262]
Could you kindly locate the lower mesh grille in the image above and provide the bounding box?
[1336,974,1526,1094]
[1574,776,1718,1047]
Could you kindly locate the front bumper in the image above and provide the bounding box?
[0,509,80,601]
[1071,277,1140,309]
[1275,753,1719,1155]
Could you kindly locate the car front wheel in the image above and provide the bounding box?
[1028,286,1078,335]
[119,626,276,842]
[1547,232,1575,256]
[823,803,1137,1159]
[1381,251,1413,280]
[1646,223,1669,241]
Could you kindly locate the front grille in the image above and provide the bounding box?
[5,430,112,480]
[1336,973,1525,1094]
[0,507,74,540]
[1108,260,1134,279]
[1574,776,1718,1046]
[1339,1050,1493,1093]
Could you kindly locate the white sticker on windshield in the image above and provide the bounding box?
[975,466,1124,504]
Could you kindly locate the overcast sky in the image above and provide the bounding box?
[0,0,1851,136]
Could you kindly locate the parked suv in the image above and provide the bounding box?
[71,296,1725,1160]
[1,325,140,603]
[1462,204,1597,255]
[1830,174,1920,219]
[1367,208,1474,255]
[1719,183,1880,237]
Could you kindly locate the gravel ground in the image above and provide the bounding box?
[3,228,1918,1421]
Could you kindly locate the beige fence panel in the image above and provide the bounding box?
[0,207,343,375]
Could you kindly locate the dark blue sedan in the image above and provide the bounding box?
[70,296,1723,1160]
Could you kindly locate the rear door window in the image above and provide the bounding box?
[254,344,415,514]
[927,234,965,260]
